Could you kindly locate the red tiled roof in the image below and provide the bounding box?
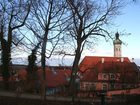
[38,69,71,87]
[79,56,130,72]
[81,61,139,83]
[0,67,71,88]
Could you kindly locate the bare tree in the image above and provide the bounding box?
[62,0,124,103]
[24,0,67,99]
[0,0,31,90]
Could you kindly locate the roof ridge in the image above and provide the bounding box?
[85,56,129,58]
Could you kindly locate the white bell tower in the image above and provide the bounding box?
[113,32,122,57]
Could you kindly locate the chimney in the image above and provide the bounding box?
[121,57,124,62]
[101,58,104,63]
[117,58,120,62]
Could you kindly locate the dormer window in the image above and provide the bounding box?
[110,73,115,80]
[103,74,107,79]
[102,73,108,80]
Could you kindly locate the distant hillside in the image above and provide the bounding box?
[10,57,140,66]
[11,57,74,66]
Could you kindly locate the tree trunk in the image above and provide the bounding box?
[41,35,48,100]
[70,41,82,105]
[1,39,11,90]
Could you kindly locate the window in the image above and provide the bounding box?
[102,83,108,90]
[80,82,86,90]
[103,74,107,78]
[83,83,86,90]
[83,82,90,91]
[110,74,115,80]
[102,73,108,80]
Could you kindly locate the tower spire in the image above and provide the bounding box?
[115,32,119,39]
[113,32,122,57]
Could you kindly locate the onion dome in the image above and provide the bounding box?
[113,32,122,44]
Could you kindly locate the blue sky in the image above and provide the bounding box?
[37,2,140,66]
[49,2,140,66]
[12,1,140,66]
[117,2,140,59]
[79,1,140,66]
[84,1,140,60]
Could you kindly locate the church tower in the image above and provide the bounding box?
[113,32,122,57]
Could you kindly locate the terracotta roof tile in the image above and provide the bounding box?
[38,69,71,87]
[81,61,139,83]
[79,56,130,72]
[0,67,71,88]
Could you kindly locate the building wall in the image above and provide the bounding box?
[107,87,140,97]
[114,44,121,57]
[80,71,139,92]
